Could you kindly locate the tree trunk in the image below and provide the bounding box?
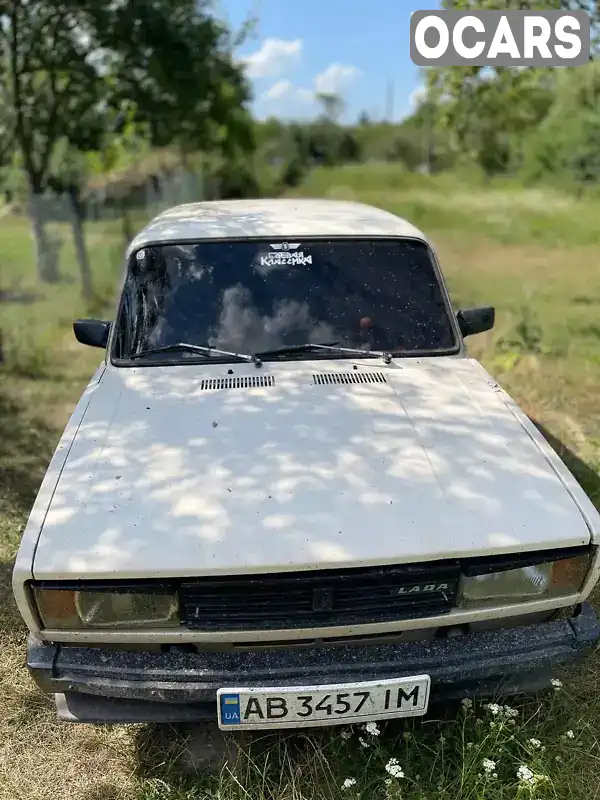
[121,199,133,244]
[28,188,60,283]
[68,187,94,301]
[146,174,162,216]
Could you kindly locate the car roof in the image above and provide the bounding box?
[125,198,429,256]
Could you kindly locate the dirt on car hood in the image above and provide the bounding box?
[31,356,592,580]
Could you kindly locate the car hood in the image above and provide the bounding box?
[32,357,591,580]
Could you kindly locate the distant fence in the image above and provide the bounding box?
[31,166,208,224]
[0,165,211,303]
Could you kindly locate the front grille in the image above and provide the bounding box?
[180,561,460,631]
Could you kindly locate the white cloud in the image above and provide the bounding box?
[263,81,291,101]
[258,61,360,120]
[242,38,302,79]
[262,80,313,104]
[313,63,360,95]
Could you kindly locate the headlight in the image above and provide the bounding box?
[32,586,180,629]
[458,552,591,609]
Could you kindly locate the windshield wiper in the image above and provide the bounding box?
[253,342,393,363]
[128,343,254,363]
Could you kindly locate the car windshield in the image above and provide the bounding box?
[112,237,458,362]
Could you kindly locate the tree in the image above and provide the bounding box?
[427,63,555,178]
[89,0,254,159]
[425,0,593,178]
[1,1,107,281]
[0,0,253,288]
[316,92,345,124]
[521,63,600,189]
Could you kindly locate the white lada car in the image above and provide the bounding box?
[12,199,600,729]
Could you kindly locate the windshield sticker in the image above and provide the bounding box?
[270,242,300,251]
[136,249,146,261]
[261,242,312,267]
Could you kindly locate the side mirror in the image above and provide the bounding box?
[73,319,111,349]
[456,306,495,338]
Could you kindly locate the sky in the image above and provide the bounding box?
[215,0,442,123]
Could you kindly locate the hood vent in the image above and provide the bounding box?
[313,372,387,386]
[200,375,275,391]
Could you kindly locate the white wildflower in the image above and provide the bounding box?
[466,742,474,750]
[517,765,535,785]
[484,702,501,715]
[342,778,357,790]
[461,697,473,708]
[482,758,496,775]
[551,678,563,691]
[385,758,405,779]
[527,738,542,749]
[503,706,519,718]
[358,736,370,749]
[566,729,575,739]
[364,721,380,737]
[340,728,352,740]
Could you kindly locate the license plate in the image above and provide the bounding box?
[217,675,430,731]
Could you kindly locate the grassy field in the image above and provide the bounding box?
[1,167,600,799]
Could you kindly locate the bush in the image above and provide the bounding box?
[212,159,262,199]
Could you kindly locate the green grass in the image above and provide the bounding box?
[1,169,600,799]
[133,696,600,799]
[292,163,600,246]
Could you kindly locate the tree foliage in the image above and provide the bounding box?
[424,0,599,180]
[0,0,253,284]
[521,62,600,187]
[0,0,253,190]
[89,0,254,157]
[1,1,106,194]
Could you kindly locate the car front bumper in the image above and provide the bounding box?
[28,603,600,724]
